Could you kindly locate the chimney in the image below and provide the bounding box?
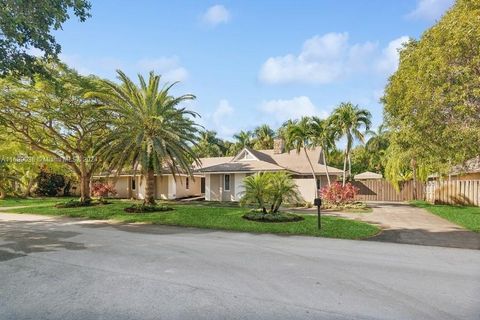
[273,138,285,154]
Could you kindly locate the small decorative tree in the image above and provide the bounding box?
[240,172,302,214]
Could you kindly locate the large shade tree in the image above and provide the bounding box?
[0,0,91,76]
[330,102,371,186]
[0,63,108,202]
[383,0,480,177]
[92,70,201,205]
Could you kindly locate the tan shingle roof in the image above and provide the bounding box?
[451,156,480,175]
[196,146,343,175]
[354,171,383,180]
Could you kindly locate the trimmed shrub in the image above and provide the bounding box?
[124,204,173,213]
[91,182,117,198]
[320,182,359,205]
[35,170,66,196]
[242,211,304,223]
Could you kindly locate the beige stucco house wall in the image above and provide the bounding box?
[94,174,202,200]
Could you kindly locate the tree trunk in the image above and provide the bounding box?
[0,189,5,199]
[303,147,318,199]
[23,178,35,197]
[411,158,418,200]
[79,173,91,203]
[342,152,348,187]
[144,169,156,205]
[348,154,352,181]
[322,147,331,186]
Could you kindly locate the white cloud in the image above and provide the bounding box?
[137,57,188,82]
[260,96,329,126]
[259,32,377,85]
[407,0,454,21]
[210,99,237,138]
[375,36,410,75]
[202,5,230,27]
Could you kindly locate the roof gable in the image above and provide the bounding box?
[232,148,260,162]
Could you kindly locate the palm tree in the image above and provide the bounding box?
[284,117,318,196]
[253,124,274,149]
[365,125,390,173]
[229,130,253,155]
[240,172,272,213]
[309,116,336,186]
[330,102,372,186]
[269,172,302,213]
[195,130,225,157]
[93,70,200,205]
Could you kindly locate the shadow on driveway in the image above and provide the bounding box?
[0,220,87,262]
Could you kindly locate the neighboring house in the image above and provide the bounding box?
[93,170,203,200]
[195,139,343,203]
[354,171,383,181]
[449,156,480,180]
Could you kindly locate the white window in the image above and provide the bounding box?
[186,177,190,190]
[224,174,231,191]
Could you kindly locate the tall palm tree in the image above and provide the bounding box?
[284,117,318,196]
[365,125,390,173]
[195,130,225,157]
[229,130,253,155]
[93,70,200,205]
[309,116,336,186]
[330,102,372,186]
[253,124,274,149]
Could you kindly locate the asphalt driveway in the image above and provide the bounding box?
[312,202,480,249]
[1,212,479,320]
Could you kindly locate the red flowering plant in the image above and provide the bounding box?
[91,182,117,198]
[319,182,359,208]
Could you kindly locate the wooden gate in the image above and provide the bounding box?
[352,180,425,202]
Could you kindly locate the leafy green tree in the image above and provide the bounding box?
[0,0,91,76]
[329,102,372,185]
[253,124,274,149]
[0,160,20,198]
[0,63,108,202]
[383,0,480,178]
[92,70,200,205]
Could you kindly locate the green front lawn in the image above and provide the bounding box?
[1,198,380,239]
[0,197,76,207]
[411,201,480,232]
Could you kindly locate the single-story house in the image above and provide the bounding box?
[94,139,343,202]
[354,171,383,180]
[195,139,343,203]
[93,169,204,200]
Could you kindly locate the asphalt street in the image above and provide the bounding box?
[1,213,479,320]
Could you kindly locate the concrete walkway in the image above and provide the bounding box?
[321,202,480,249]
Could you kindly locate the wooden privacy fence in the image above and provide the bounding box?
[352,179,425,202]
[426,180,480,206]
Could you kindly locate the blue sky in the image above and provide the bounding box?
[55,0,454,139]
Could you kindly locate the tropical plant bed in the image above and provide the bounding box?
[243,211,304,223]
[124,204,173,213]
